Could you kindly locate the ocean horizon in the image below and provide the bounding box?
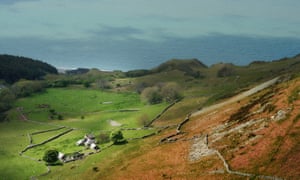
[34,34,300,71]
[2,34,300,71]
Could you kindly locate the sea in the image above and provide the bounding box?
[2,34,300,71]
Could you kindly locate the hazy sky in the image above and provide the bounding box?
[1,0,300,70]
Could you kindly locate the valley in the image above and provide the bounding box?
[0,54,300,179]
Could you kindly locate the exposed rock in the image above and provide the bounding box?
[189,136,215,162]
[272,110,287,121]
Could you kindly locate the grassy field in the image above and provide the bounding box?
[0,88,167,179]
[0,121,54,179]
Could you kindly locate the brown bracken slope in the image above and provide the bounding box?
[91,76,300,180]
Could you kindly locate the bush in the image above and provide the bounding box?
[141,86,163,104]
[141,82,182,104]
[97,79,111,89]
[110,131,127,145]
[217,66,235,77]
[83,81,91,88]
[11,80,46,97]
[57,114,63,120]
[161,82,183,103]
[0,88,16,122]
[43,150,59,163]
[135,82,148,94]
[98,132,110,144]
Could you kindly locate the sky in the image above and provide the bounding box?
[0,0,300,70]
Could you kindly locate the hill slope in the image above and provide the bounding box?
[82,75,300,179]
[0,54,58,83]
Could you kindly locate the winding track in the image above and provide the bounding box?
[191,77,280,118]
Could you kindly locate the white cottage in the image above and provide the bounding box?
[90,143,100,151]
[58,152,65,161]
[76,139,86,146]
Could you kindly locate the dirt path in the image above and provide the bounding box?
[191,77,280,118]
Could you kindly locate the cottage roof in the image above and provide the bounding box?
[85,134,95,139]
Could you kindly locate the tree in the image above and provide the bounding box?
[83,81,91,88]
[161,82,183,103]
[217,66,235,77]
[98,132,110,144]
[110,130,127,145]
[0,88,16,122]
[43,150,59,163]
[0,54,57,84]
[141,86,163,104]
[11,80,46,98]
[97,79,111,89]
[135,82,148,94]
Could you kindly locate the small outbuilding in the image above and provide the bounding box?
[90,143,100,151]
[58,152,65,161]
[76,139,85,146]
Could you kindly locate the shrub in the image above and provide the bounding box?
[98,132,110,144]
[43,150,59,163]
[161,82,183,103]
[0,88,15,122]
[57,114,63,120]
[83,81,91,88]
[141,86,163,104]
[110,130,127,145]
[11,80,46,97]
[217,66,235,77]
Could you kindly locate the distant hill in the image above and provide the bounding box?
[0,54,58,83]
[126,58,207,78]
[65,68,90,75]
[152,58,207,72]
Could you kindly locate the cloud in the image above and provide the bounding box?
[0,0,39,5]
[88,25,145,40]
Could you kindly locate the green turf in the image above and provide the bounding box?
[0,88,168,179]
[15,88,143,121]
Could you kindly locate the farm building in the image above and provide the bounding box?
[76,134,100,151]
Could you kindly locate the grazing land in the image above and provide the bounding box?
[0,88,167,179]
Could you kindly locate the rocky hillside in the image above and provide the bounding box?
[93,75,300,179]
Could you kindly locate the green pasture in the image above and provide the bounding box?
[0,87,167,179]
[0,121,54,179]
[15,88,143,121]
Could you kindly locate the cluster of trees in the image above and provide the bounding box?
[11,80,47,97]
[0,88,15,121]
[141,82,183,104]
[0,54,57,84]
[217,65,235,77]
[0,80,47,122]
[97,130,127,145]
[0,55,58,121]
[49,109,63,120]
